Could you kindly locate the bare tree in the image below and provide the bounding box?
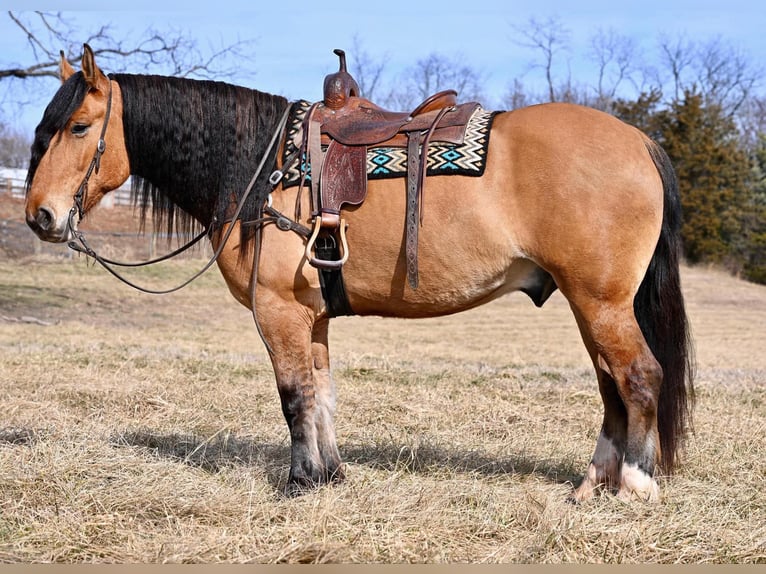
[2,11,254,81]
[588,27,640,110]
[511,16,571,103]
[656,33,761,121]
[693,36,761,116]
[0,11,259,168]
[348,35,387,101]
[736,95,766,152]
[503,78,530,110]
[0,11,256,128]
[385,53,487,110]
[0,124,28,168]
[657,33,696,103]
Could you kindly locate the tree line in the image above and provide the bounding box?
[2,13,765,283]
[350,20,766,285]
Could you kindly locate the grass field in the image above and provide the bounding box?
[0,254,764,563]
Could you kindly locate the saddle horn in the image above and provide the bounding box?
[323,49,360,110]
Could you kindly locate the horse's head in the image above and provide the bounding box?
[25,44,129,243]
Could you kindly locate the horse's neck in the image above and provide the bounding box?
[116,74,288,233]
[118,82,214,227]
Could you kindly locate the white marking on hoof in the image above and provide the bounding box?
[618,462,660,502]
[571,432,621,502]
[571,464,600,503]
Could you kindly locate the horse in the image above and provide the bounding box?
[25,45,694,502]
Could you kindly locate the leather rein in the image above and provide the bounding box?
[66,83,308,295]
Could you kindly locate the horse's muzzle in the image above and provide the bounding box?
[26,206,72,243]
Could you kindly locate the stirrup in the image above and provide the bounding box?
[305,215,349,270]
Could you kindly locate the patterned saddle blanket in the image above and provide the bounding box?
[281,99,498,188]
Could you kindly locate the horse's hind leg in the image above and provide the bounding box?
[569,299,663,502]
[570,310,627,502]
[568,308,627,501]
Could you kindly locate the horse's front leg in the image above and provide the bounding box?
[259,302,343,496]
[310,316,345,485]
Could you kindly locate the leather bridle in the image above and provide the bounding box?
[71,79,112,222]
[65,81,306,295]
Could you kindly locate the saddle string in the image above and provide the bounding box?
[417,105,453,224]
[67,100,296,295]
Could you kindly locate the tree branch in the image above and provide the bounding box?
[1,11,256,83]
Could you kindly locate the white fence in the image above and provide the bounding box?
[1,167,134,207]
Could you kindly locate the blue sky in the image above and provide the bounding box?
[2,1,765,134]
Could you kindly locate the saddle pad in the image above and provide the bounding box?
[281,100,498,188]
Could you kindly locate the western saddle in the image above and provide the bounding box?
[301,49,479,289]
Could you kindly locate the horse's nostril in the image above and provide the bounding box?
[35,207,55,231]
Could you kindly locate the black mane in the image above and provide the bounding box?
[26,71,89,191]
[112,73,290,242]
[28,71,291,248]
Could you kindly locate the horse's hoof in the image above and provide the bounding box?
[283,480,316,498]
[283,463,346,497]
[328,462,347,484]
[565,493,582,505]
[617,463,660,502]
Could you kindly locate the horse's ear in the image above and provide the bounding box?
[59,50,76,83]
[81,43,108,91]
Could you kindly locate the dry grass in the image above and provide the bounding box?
[0,256,764,563]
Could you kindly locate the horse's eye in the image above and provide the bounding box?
[71,123,90,137]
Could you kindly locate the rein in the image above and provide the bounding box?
[66,89,302,295]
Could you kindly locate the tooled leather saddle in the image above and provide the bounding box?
[301,49,479,289]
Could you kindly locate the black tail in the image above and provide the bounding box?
[635,139,696,473]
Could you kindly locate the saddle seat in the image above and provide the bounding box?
[317,89,464,147]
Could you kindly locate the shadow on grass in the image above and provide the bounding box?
[110,428,580,492]
[343,441,580,486]
[110,428,291,490]
[0,427,39,445]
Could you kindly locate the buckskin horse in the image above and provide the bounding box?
[25,45,694,502]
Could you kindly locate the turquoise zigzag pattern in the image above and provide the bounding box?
[365,107,494,177]
[281,102,496,187]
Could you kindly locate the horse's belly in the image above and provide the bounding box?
[342,256,548,318]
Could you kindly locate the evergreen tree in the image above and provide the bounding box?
[612,90,663,139]
[615,90,766,284]
[741,136,766,283]
[653,90,751,267]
